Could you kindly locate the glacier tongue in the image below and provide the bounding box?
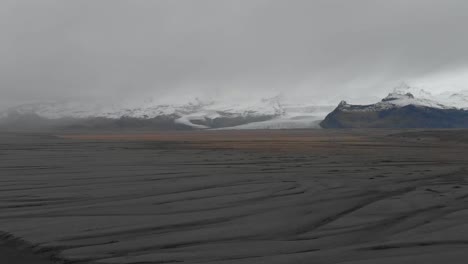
[6,83,467,130]
[1,95,335,130]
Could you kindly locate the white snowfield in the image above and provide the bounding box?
[1,96,286,119]
[1,95,334,129]
[339,83,468,112]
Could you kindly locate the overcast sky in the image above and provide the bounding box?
[2,0,468,107]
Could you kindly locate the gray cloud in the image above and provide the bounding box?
[2,0,468,107]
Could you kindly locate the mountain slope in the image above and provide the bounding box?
[321,84,468,128]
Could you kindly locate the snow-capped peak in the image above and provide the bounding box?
[380,87,447,109]
[390,82,434,99]
[392,81,411,93]
[338,82,468,112]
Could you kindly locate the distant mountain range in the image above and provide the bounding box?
[4,83,468,130]
[0,95,333,130]
[321,83,468,128]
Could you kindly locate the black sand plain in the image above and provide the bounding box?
[1,129,468,264]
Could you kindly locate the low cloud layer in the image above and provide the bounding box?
[2,0,468,108]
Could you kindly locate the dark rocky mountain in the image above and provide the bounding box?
[321,85,468,128]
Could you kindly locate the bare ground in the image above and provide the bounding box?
[1,129,468,263]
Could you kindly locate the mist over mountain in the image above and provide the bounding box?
[5,82,468,130]
[3,1,468,110]
[2,1,468,130]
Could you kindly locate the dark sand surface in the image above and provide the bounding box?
[0,233,56,264]
[1,129,468,263]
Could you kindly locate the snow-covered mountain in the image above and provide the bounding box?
[9,82,468,130]
[338,82,468,112]
[0,95,334,130]
[321,83,468,128]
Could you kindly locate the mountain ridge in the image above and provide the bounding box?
[321,83,468,128]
